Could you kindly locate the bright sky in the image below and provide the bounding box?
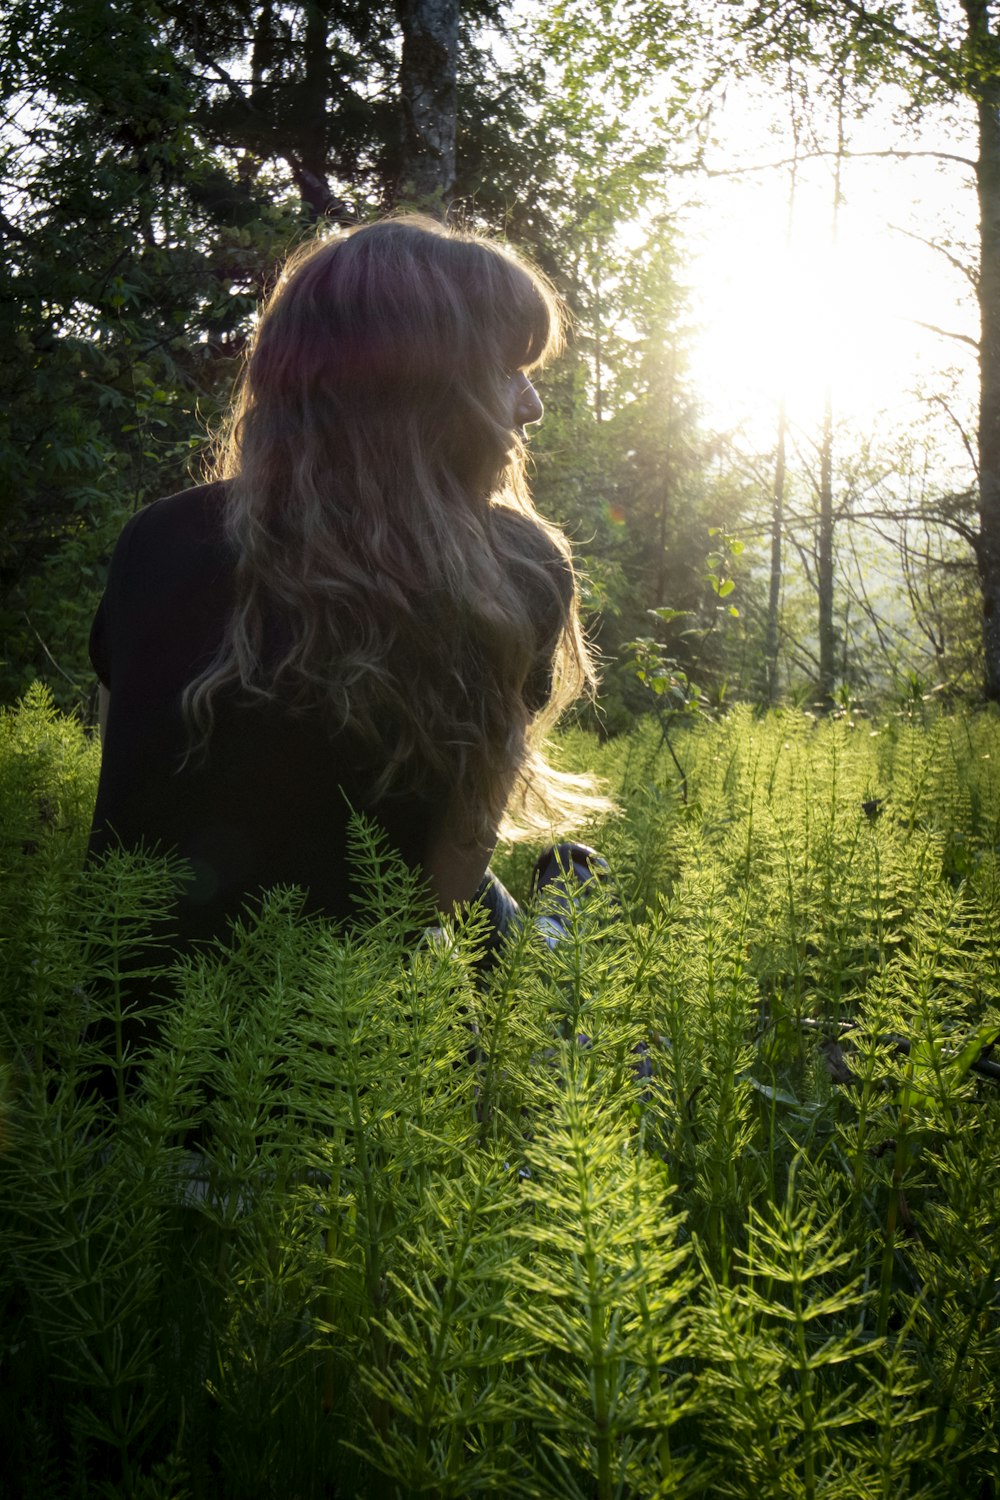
[680,82,980,454]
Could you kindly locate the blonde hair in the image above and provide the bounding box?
[186,215,609,845]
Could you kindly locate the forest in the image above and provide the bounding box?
[4,0,1000,716]
[2,1,1000,1496]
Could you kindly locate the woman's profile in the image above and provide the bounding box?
[87,214,609,960]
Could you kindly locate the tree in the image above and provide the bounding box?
[0,0,529,703]
[398,0,460,210]
[0,1,303,703]
[962,0,1000,700]
[722,0,1000,699]
[2,0,761,722]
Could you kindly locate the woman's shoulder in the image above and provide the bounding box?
[100,483,232,616]
[122,481,228,546]
[104,483,230,589]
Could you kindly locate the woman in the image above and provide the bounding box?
[88,215,608,958]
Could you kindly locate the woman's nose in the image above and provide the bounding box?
[514,373,543,428]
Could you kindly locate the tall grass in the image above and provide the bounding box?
[2,686,999,1497]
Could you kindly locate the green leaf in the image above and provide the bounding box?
[747,1077,819,1114]
[951,1024,1000,1081]
[648,607,691,625]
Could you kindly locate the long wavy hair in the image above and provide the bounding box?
[186,215,609,845]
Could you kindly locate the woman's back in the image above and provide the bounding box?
[88,481,447,946]
[88,479,576,950]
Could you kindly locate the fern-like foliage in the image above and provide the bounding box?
[2,687,999,1498]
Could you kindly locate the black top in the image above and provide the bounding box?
[88,482,567,952]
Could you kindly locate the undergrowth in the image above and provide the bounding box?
[1,685,999,1497]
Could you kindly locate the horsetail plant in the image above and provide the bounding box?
[2,687,999,1497]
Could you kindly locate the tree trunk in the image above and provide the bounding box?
[817,84,845,708]
[594,253,604,424]
[251,3,275,99]
[292,2,341,219]
[765,399,787,704]
[396,0,459,215]
[654,345,677,609]
[965,0,1000,699]
[817,388,836,703]
[300,4,329,191]
[765,105,799,705]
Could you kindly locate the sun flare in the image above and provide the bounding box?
[683,135,978,444]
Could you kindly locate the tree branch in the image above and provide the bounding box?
[929,393,980,477]
[805,0,969,94]
[704,147,977,180]
[889,222,979,291]
[0,208,29,243]
[778,618,820,670]
[184,44,348,219]
[905,317,979,350]
[840,503,981,549]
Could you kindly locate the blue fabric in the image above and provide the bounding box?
[472,869,522,965]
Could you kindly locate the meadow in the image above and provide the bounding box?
[1,685,999,1498]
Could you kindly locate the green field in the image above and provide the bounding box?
[2,687,999,1498]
